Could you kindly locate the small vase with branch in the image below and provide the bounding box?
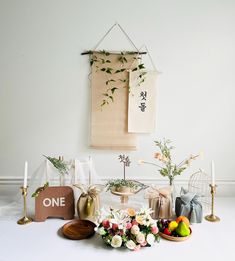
[106,155,145,194]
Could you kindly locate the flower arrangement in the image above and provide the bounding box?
[139,139,200,185]
[96,207,160,251]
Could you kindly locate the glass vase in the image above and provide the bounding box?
[169,178,176,215]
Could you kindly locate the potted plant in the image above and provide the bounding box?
[105,155,145,193]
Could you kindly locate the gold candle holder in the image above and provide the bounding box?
[17,186,33,225]
[205,184,220,222]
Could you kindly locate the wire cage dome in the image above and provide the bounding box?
[188,169,210,213]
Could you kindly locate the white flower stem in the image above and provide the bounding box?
[142,161,162,168]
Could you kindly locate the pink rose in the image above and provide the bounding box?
[112,223,119,230]
[126,223,132,229]
[151,226,159,234]
[102,220,110,229]
[132,220,139,226]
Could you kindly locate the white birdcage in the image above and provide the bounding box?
[188,169,210,213]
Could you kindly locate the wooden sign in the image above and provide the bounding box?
[35,186,75,222]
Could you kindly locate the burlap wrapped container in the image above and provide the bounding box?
[74,184,103,222]
[145,185,173,219]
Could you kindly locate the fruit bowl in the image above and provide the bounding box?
[159,228,192,242]
[157,217,192,242]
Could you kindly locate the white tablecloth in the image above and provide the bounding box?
[0,197,234,261]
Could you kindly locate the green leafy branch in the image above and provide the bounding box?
[89,51,147,107]
[43,155,69,175]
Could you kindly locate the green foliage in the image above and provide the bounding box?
[105,179,145,192]
[43,155,69,175]
[89,50,147,107]
[154,139,198,184]
[32,182,49,197]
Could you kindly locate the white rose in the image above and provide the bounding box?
[136,233,145,244]
[131,225,140,235]
[111,235,122,248]
[126,240,136,250]
[146,233,155,246]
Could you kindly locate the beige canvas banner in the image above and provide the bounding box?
[128,71,158,133]
[90,52,138,150]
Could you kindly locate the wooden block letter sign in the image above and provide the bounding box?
[35,186,75,222]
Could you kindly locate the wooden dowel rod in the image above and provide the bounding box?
[81,50,147,55]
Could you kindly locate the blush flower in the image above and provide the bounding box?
[140,241,147,247]
[136,233,145,244]
[151,226,159,234]
[126,240,136,250]
[126,222,132,229]
[131,225,140,235]
[132,220,139,226]
[154,152,162,160]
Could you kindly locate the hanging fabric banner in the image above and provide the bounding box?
[128,71,158,133]
[90,52,138,150]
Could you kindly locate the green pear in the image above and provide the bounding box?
[175,221,190,237]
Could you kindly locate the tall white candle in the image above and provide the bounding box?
[211,160,215,186]
[23,161,28,188]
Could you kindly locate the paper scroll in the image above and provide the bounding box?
[90,52,139,150]
[128,71,158,133]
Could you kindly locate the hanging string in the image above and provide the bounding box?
[117,23,139,52]
[93,23,118,51]
[139,44,161,73]
[82,22,146,55]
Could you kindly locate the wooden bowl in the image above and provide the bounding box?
[159,228,192,242]
[62,219,96,240]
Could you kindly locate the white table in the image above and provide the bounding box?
[0,197,234,261]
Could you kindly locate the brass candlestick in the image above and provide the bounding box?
[17,186,33,225]
[205,184,220,222]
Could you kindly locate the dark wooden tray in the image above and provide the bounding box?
[62,219,96,240]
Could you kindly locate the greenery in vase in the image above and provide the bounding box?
[43,155,69,175]
[140,139,199,185]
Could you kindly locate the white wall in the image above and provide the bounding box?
[0,0,235,196]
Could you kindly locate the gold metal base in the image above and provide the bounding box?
[205,214,220,222]
[17,216,33,225]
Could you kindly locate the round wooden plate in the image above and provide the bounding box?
[111,190,135,196]
[159,228,192,242]
[62,219,96,240]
